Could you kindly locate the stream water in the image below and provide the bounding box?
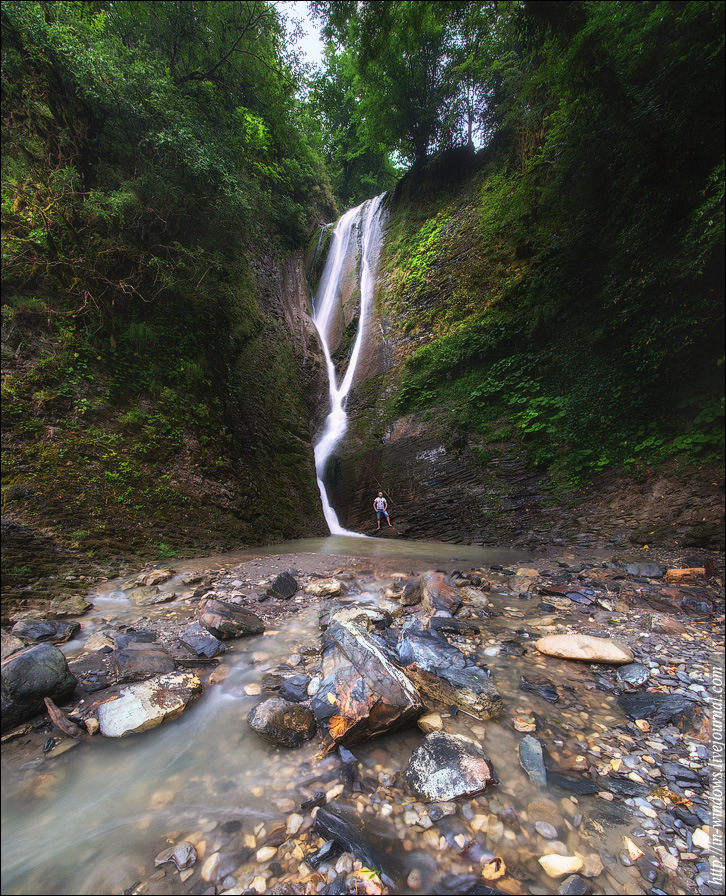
[311,195,387,536]
[1,535,672,896]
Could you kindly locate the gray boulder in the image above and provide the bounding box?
[111,642,176,683]
[1,642,77,733]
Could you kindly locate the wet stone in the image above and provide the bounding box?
[111,642,176,683]
[1,641,77,733]
[247,698,316,748]
[421,571,462,617]
[155,840,197,871]
[558,874,589,895]
[178,622,225,658]
[266,572,298,600]
[11,619,80,645]
[197,598,265,640]
[618,692,700,729]
[519,674,560,704]
[97,671,203,736]
[406,731,497,801]
[278,674,312,703]
[113,630,157,650]
[397,619,503,720]
[616,663,650,686]
[519,735,548,789]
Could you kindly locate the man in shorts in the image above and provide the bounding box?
[373,492,392,529]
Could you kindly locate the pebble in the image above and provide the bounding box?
[255,847,276,863]
[535,821,558,840]
[539,855,584,878]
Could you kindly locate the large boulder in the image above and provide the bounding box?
[396,619,503,720]
[247,697,317,747]
[197,598,265,639]
[97,671,203,736]
[1,642,77,733]
[420,572,462,617]
[535,633,634,664]
[311,620,422,750]
[406,731,497,801]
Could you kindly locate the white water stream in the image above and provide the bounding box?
[312,195,387,536]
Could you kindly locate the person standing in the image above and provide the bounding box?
[373,492,392,529]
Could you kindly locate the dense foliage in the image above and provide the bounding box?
[1,0,335,584]
[378,1,724,483]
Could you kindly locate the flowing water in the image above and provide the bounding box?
[312,195,387,536]
[1,536,659,896]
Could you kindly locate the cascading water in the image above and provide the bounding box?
[312,194,387,536]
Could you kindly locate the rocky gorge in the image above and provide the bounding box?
[1,539,722,896]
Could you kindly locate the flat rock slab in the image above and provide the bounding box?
[536,634,634,664]
[48,595,92,617]
[97,671,203,736]
[111,642,176,682]
[11,619,80,645]
[396,619,503,720]
[618,692,701,729]
[127,586,176,606]
[421,572,462,617]
[247,697,316,747]
[197,598,265,639]
[406,731,497,801]
[519,734,547,789]
[178,622,225,658]
[311,620,422,751]
[1,641,77,733]
[267,572,298,599]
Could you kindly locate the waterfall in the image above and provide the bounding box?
[312,194,387,536]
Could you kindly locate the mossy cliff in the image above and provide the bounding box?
[322,147,724,549]
[2,243,327,615]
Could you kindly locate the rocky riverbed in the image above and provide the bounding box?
[1,541,723,896]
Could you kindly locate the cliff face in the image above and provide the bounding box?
[317,164,724,551]
[1,240,327,609]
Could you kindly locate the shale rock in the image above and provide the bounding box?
[396,619,503,720]
[48,595,92,617]
[618,692,701,729]
[400,581,422,606]
[406,731,497,801]
[197,598,265,639]
[111,642,176,682]
[519,674,559,704]
[97,671,203,736]
[178,622,225,658]
[247,697,316,747]
[1,642,77,733]
[266,572,298,600]
[311,619,422,750]
[314,804,392,887]
[616,662,650,686]
[278,674,312,703]
[519,734,547,789]
[11,618,80,645]
[535,633,633,664]
[421,571,462,617]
